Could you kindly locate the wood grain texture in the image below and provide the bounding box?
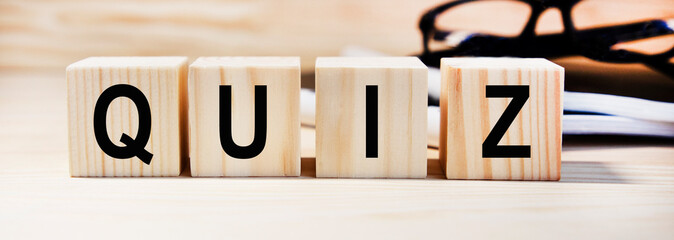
[0,0,438,73]
[4,0,671,74]
[66,57,188,177]
[439,57,563,180]
[189,57,300,177]
[2,70,674,239]
[315,57,428,178]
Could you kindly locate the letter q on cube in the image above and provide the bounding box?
[66,57,189,177]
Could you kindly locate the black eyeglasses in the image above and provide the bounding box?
[417,0,674,78]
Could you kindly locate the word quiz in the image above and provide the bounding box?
[67,56,562,180]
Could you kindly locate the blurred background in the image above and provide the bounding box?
[1,0,671,74]
[1,2,673,238]
[1,0,673,138]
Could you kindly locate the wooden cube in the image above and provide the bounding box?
[315,57,428,178]
[188,57,300,177]
[439,57,563,180]
[67,57,189,177]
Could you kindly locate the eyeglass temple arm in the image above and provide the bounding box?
[596,48,674,77]
[582,19,674,45]
[577,19,673,67]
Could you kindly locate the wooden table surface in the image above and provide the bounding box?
[1,70,673,239]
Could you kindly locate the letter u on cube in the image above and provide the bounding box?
[188,57,301,177]
[67,56,562,180]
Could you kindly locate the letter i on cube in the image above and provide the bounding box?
[315,57,428,178]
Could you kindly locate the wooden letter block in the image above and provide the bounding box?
[315,57,428,178]
[188,57,300,177]
[439,57,563,180]
[67,57,189,177]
